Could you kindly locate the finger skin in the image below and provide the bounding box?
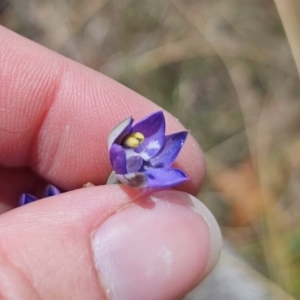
[0,186,218,300]
[0,26,205,196]
[0,26,213,299]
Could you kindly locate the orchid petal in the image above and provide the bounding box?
[131,111,165,137]
[19,193,38,206]
[110,144,127,174]
[144,168,188,188]
[127,156,143,173]
[132,111,165,158]
[108,117,133,149]
[137,135,165,161]
[45,184,61,197]
[149,131,188,168]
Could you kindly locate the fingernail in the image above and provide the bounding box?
[92,190,221,300]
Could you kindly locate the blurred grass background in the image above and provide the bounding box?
[1,0,300,298]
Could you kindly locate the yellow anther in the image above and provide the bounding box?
[131,132,145,142]
[122,132,145,148]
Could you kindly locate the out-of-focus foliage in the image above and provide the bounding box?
[1,0,300,298]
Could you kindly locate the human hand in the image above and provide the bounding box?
[0,26,221,300]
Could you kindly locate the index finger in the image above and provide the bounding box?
[0,26,205,194]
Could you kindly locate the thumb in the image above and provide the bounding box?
[0,185,221,300]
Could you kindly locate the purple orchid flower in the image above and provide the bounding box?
[19,184,61,206]
[108,111,189,188]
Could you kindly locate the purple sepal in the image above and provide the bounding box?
[19,193,38,206]
[131,111,165,139]
[132,111,165,158]
[149,131,188,168]
[144,168,188,188]
[110,144,127,174]
[45,184,61,197]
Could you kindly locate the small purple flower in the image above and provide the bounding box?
[19,184,61,206]
[108,111,189,188]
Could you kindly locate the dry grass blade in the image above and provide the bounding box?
[273,0,300,77]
